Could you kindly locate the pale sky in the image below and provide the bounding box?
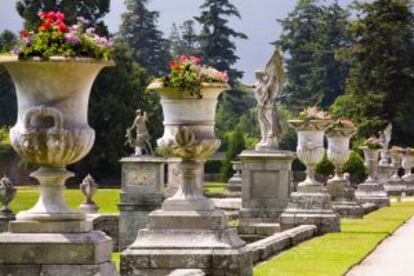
[0,0,355,82]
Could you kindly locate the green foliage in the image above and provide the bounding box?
[337,0,414,146]
[195,0,248,83]
[169,20,200,58]
[0,31,17,127]
[315,152,335,177]
[73,42,162,179]
[221,126,245,182]
[205,160,222,174]
[276,0,351,114]
[16,0,110,35]
[119,0,170,77]
[342,150,366,184]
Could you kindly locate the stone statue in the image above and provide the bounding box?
[125,109,153,156]
[0,175,16,220]
[379,123,392,165]
[245,49,285,152]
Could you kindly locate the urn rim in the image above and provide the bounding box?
[147,79,231,94]
[0,54,115,66]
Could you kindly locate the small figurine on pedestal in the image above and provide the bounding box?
[125,109,153,156]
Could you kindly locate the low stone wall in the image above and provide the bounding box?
[247,225,317,263]
[88,213,119,252]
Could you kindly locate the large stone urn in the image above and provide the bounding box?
[326,126,363,218]
[401,150,414,195]
[384,147,406,195]
[121,81,252,275]
[0,56,116,275]
[280,119,340,233]
[355,147,390,207]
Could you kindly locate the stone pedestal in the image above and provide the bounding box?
[118,156,165,251]
[121,160,252,276]
[227,161,243,192]
[355,181,390,207]
[327,178,363,218]
[238,150,295,227]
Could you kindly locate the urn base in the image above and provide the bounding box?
[332,200,364,219]
[121,209,252,275]
[355,182,390,207]
[0,231,116,276]
[280,192,340,233]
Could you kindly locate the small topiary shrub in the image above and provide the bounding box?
[342,150,367,184]
[315,152,335,177]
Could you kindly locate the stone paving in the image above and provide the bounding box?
[347,215,414,276]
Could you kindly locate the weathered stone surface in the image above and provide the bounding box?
[0,217,9,232]
[8,220,93,233]
[327,178,364,219]
[332,201,364,219]
[355,183,390,207]
[238,150,295,225]
[362,202,379,214]
[238,223,280,241]
[227,161,242,192]
[247,225,317,263]
[0,231,112,265]
[0,262,116,276]
[88,213,119,251]
[280,192,340,233]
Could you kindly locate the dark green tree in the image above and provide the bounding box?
[276,0,351,113]
[0,30,17,126]
[16,0,110,34]
[336,0,414,145]
[195,0,248,82]
[220,125,246,182]
[169,20,200,58]
[119,0,170,76]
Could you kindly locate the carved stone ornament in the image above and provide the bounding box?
[0,175,16,217]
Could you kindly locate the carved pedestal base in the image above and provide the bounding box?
[280,188,340,234]
[238,150,295,228]
[327,178,363,219]
[355,181,390,207]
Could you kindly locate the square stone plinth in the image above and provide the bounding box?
[0,231,116,276]
[120,209,253,275]
[238,150,295,226]
[280,192,340,233]
[355,182,390,207]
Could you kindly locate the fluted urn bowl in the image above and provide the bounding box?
[289,119,332,187]
[326,127,356,179]
[148,80,230,160]
[0,56,113,167]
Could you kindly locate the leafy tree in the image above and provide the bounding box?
[16,0,110,34]
[71,42,162,180]
[169,20,200,58]
[119,0,170,76]
[337,0,414,145]
[0,30,17,127]
[276,0,351,113]
[195,0,248,83]
[221,125,245,182]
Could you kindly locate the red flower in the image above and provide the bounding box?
[179,55,189,62]
[57,22,68,32]
[55,12,65,22]
[38,22,52,31]
[21,30,29,38]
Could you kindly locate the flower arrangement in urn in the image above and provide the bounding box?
[362,136,383,150]
[156,55,229,98]
[326,119,357,137]
[8,11,112,60]
[289,106,332,131]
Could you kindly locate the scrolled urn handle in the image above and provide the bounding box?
[20,105,67,152]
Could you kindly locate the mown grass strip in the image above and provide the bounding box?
[254,202,414,276]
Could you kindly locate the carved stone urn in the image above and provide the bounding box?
[0,56,116,275]
[79,174,100,214]
[122,81,252,275]
[401,150,414,194]
[385,147,406,195]
[0,175,16,220]
[280,119,340,233]
[0,56,112,223]
[355,146,390,207]
[325,124,363,218]
[289,119,332,189]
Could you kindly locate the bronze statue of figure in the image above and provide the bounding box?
[125,109,153,156]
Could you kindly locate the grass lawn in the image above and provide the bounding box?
[254,201,414,276]
[204,182,227,194]
[9,186,121,214]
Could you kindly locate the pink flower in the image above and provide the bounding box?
[191,56,201,64]
[65,33,80,45]
[179,55,189,62]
